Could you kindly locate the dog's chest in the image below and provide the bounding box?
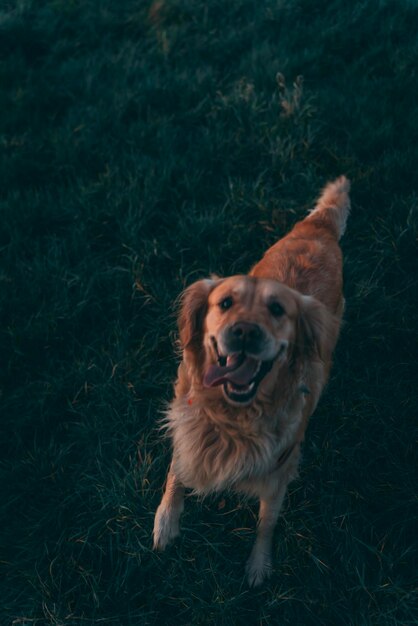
[168,401,292,494]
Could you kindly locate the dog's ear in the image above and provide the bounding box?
[178,279,218,352]
[298,295,341,362]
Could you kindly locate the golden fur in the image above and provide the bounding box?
[153,176,350,586]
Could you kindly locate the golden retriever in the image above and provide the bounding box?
[153,176,350,586]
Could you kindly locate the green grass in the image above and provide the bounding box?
[1,0,417,623]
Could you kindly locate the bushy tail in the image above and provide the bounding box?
[307,176,351,239]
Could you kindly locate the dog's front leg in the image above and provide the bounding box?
[153,463,185,551]
[245,484,287,587]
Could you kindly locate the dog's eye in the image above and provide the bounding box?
[219,296,233,311]
[269,301,285,317]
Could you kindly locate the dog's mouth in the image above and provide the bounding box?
[203,352,274,405]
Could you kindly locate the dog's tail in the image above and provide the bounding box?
[306,176,351,240]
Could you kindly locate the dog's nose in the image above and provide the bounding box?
[231,322,263,345]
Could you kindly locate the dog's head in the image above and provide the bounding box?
[178,275,338,407]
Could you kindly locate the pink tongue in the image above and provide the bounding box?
[203,354,260,388]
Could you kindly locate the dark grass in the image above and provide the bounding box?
[1,0,417,623]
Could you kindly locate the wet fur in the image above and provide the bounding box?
[153,176,350,586]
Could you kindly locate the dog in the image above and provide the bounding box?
[153,176,350,586]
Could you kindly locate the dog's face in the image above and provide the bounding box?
[178,275,333,407]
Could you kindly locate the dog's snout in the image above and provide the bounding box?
[231,322,262,342]
[227,322,264,353]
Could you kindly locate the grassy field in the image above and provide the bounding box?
[1,0,417,624]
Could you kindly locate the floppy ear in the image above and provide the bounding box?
[298,295,341,362]
[177,279,218,352]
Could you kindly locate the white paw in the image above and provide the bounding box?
[152,504,181,551]
[245,548,273,587]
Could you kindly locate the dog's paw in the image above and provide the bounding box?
[152,504,180,551]
[245,548,273,587]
